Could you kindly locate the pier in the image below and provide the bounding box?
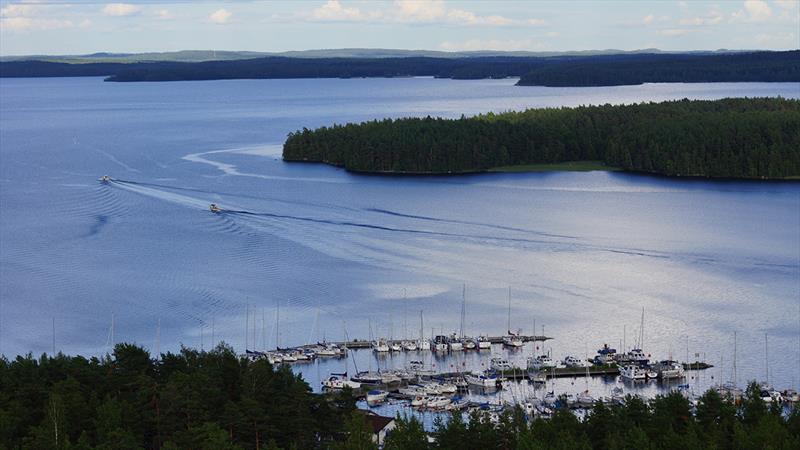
[309,335,552,350]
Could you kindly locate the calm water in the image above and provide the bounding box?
[1,77,798,397]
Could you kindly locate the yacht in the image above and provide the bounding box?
[372,339,390,353]
[654,360,685,379]
[490,357,513,371]
[463,338,477,350]
[366,390,388,406]
[389,341,402,352]
[448,334,464,352]
[619,364,647,381]
[402,340,418,351]
[424,396,451,410]
[351,371,383,385]
[99,175,111,183]
[431,335,448,352]
[477,335,492,350]
[464,370,500,388]
[418,337,431,351]
[209,203,222,213]
[527,354,555,370]
[322,374,361,390]
[594,344,617,365]
[502,332,524,348]
[563,355,588,368]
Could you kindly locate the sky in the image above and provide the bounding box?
[0,0,798,56]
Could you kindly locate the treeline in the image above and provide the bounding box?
[282,97,800,179]
[0,343,356,449]
[376,384,800,449]
[1,51,797,86]
[516,51,800,86]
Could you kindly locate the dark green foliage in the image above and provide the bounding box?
[283,98,800,179]
[0,343,352,449]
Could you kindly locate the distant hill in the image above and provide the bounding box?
[1,50,797,87]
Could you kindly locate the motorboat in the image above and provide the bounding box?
[366,390,388,406]
[389,341,402,352]
[465,370,500,388]
[528,371,547,384]
[322,374,361,390]
[653,360,685,379]
[448,335,464,352]
[424,396,451,410]
[502,331,524,348]
[431,335,448,352]
[351,371,382,385]
[576,390,596,408]
[477,335,492,350]
[99,175,111,183]
[372,339,390,353]
[418,337,431,351]
[463,338,477,350]
[624,348,649,365]
[527,354,555,370]
[563,355,588,368]
[594,344,617,365]
[209,203,222,213]
[490,357,513,371]
[402,340,418,351]
[619,364,647,380]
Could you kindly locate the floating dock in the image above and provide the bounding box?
[315,335,551,350]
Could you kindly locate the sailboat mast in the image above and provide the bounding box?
[639,307,644,350]
[765,333,769,386]
[460,284,466,338]
[403,289,407,341]
[245,304,249,351]
[507,287,512,334]
[275,299,280,350]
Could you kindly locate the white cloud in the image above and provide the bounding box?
[439,38,542,51]
[1,4,42,18]
[732,0,773,22]
[659,28,691,36]
[754,31,797,47]
[154,9,172,20]
[209,8,232,24]
[1,17,74,32]
[303,0,543,26]
[310,0,371,22]
[102,3,140,17]
[0,3,79,32]
[679,11,723,25]
[773,1,798,10]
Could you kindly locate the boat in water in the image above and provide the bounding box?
[465,370,501,388]
[431,335,448,352]
[402,340,418,351]
[619,364,648,381]
[490,357,513,371]
[563,355,588,368]
[99,175,111,183]
[527,354,555,370]
[366,390,388,406]
[209,203,222,213]
[322,374,361,390]
[653,360,685,379]
[372,338,390,353]
[477,335,492,350]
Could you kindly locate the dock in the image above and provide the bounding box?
[315,335,552,350]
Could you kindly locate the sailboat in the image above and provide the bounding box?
[502,287,523,348]
[417,310,431,351]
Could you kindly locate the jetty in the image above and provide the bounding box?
[310,335,551,350]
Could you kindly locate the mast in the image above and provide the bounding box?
[275,299,280,350]
[765,333,769,386]
[403,289,408,341]
[639,308,644,350]
[507,286,512,334]
[460,284,466,339]
[419,310,423,342]
[245,304,249,351]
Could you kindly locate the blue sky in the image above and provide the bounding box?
[0,1,798,55]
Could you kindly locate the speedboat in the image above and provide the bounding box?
[322,374,361,390]
[366,390,388,406]
[209,203,222,213]
[477,335,492,350]
[99,175,111,183]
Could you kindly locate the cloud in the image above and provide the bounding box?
[0,17,74,32]
[209,8,232,24]
[658,28,691,36]
[0,3,79,32]
[1,4,42,18]
[102,3,140,17]
[154,9,172,20]
[754,31,797,47]
[773,0,797,10]
[303,0,543,26]
[439,38,542,51]
[642,14,655,24]
[679,11,724,26]
[732,0,772,22]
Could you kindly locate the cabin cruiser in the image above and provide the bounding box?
[594,344,617,365]
[322,374,361,390]
[576,390,596,408]
[424,396,451,410]
[431,335,448,352]
[99,175,111,183]
[366,390,388,405]
[389,341,402,352]
[463,338,477,350]
[477,335,492,350]
[448,335,464,352]
[619,364,648,381]
[528,371,547,384]
[372,339,390,353]
[502,331,524,348]
[622,348,649,365]
[464,371,500,388]
[490,357,513,371]
[563,355,588,368]
[418,337,431,351]
[402,340,418,351]
[527,354,555,370]
[209,203,222,213]
[653,360,685,379]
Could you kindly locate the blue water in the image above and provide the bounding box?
[1,77,798,397]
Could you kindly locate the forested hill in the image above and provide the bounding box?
[516,51,800,86]
[1,51,798,86]
[282,98,800,180]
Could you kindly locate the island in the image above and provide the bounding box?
[282,98,800,180]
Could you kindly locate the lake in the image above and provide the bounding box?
[0,77,798,397]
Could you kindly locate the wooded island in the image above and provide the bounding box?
[283,98,800,179]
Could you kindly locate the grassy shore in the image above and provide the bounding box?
[488,160,621,173]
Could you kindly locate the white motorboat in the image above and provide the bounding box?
[366,390,388,405]
[465,370,500,388]
[431,335,448,352]
[389,342,402,352]
[563,355,588,368]
[654,360,685,379]
[576,390,596,408]
[280,352,298,363]
[209,203,222,213]
[402,340,418,351]
[372,339,390,353]
[266,353,283,365]
[316,346,338,357]
[619,364,647,380]
[322,375,361,390]
[418,338,431,351]
[99,175,111,183]
[527,354,555,370]
[477,335,492,350]
[502,332,523,348]
[410,395,428,407]
[425,396,451,410]
[448,336,464,352]
[351,371,382,385]
[463,338,477,350]
[490,357,513,371]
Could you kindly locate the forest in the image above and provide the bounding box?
[1,344,799,449]
[0,51,797,86]
[282,97,800,179]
